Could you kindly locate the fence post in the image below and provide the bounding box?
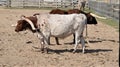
[7,0,11,8]
[56,0,58,8]
[39,0,41,8]
[61,0,63,8]
[71,0,74,9]
[112,4,114,18]
[22,0,25,8]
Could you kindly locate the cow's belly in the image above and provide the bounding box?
[51,30,73,38]
[50,24,74,38]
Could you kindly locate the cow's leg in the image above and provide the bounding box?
[80,35,85,53]
[41,41,45,53]
[85,24,88,37]
[55,37,60,45]
[73,32,79,53]
[38,32,50,53]
[48,37,50,45]
[43,36,50,53]
[43,40,48,53]
[73,33,75,44]
[39,37,45,53]
[43,31,51,53]
[35,32,45,53]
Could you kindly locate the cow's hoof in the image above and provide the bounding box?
[72,50,76,54]
[82,51,85,54]
[41,48,44,53]
[44,48,48,53]
[72,52,76,54]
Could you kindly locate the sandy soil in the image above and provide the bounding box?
[0,8,119,67]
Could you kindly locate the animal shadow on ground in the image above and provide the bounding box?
[32,37,116,54]
[64,37,119,44]
[64,37,119,45]
[32,46,112,54]
[84,49,112,54]
[48,48,112,54]
[88,37,119,43]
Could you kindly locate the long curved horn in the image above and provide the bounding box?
[33,13,40,16]
[90,13,107,19]
[21,16,36,30]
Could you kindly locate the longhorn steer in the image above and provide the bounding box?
[15,13,87,53]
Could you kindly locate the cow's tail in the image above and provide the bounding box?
[82,14,87,37]
[21,15,36,30]
[85,19,88,37]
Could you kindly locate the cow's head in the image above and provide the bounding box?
[15,20,28,32]
[15,15,38,32]
[86,12,97,24]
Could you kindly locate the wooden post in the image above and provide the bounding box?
[7,0,11,8]
[78,0,80,9]
[72,0,74,9]
[39,0,41,8]
[61,0,63,8]
[22,0,25,8]
[56,0,58,8]
[43,0,44,8]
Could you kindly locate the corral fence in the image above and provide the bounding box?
[4,0,119,21]
[88,0,119,21]
[6,0,78,9]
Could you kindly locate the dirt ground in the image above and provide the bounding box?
[0,8,119,67]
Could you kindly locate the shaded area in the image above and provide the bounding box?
[64,37,119,45]
[88,37,119,43]
[35,48,112,54]
[84,49,112,53]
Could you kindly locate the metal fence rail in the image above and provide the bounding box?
[6,0,78,9]
[5,0,119,21]
[88,1,119,21]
